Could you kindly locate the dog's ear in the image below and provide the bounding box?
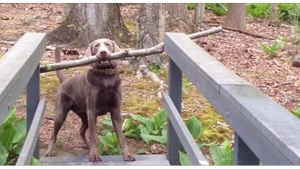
[112,40,121,53]
[85,42,94,56]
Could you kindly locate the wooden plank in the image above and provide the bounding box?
[0,32,46,124]
[26,66,40,158]
[166,58,182,165]
[163,93,209,166]
[164,33,300,165]
[16,98,46,165]
[221,84,300,165]
[233,132,259,165]
[41,154,170,166]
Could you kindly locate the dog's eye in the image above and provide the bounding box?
[95,43,100,47]
[104,43,110,46]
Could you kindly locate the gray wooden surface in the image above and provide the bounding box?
[164,33,300,165]
[16,98,46,165]
[41,154,170,166]
[163,93,209,165]
[166,58,182,165]
[26,66,41,159]
[0,32,46,124]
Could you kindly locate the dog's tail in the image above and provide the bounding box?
[54,45,67,83]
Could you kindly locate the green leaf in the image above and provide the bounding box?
[0,142,8,165]
[30,157,42,165]
[131,114,151,126]
[179,151,192,165]
[140,129,167,145]
[185,115,202,139]
[221,139,232,153]
[101,118,113,127]
[210,144,224,165]
[139,124,150,135]
[153,110,167,129]
[140,133,167,145]
[99,132,114,148]
[0,107,17,131]
[261,44,272,55]
[0,126,16,150]
[12,118,26,144]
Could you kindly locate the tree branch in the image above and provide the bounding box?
[40,26,222,73]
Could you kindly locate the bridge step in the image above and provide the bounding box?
[41,154,170,166]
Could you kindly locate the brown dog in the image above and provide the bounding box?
[45,39,135,162]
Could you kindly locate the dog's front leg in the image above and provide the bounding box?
[111,108,135,161]
[87,109,101,162]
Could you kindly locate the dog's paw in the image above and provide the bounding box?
[123,153,136,162]
[89,152,102,162]
[45,150,56,157]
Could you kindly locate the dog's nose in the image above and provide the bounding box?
[100,51,107,55]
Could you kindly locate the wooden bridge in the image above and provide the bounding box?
[1,32,300,165]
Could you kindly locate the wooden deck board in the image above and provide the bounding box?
[41,154,170,166]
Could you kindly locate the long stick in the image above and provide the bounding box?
[40,26,222,73]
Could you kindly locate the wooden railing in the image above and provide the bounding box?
[0,32,47,165]
[163,32,300,165]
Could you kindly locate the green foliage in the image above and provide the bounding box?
[278,3,300,24]
[0,107,41,165]
[185,116,203,140]
[246,3,270,18]
[102,118,140,139]
[209,139,233,165]
[149,64,161,74]
[205,3,228,16]
[179,151,192,165]
[131,110,168,145]
[97,132,121,155]
[291,106,300,119]
[187,3,195,10]
[261,36,286,58]
[131,110,167,136]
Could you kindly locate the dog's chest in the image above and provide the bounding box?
[95,90,119,115]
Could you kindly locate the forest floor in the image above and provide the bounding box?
[1,3,300,163]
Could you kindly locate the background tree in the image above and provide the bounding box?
[48,3,131,47]
[268,3,280,26]
[193,3,206,27]
[165,3,195,33]
[134,3,165,68]
[225,3,247,30]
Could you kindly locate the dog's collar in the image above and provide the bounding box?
[92,68,119,75]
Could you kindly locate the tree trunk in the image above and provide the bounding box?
[134,3,165,67]
[225,3,247,31]
[48,3,130,47]
[268,3,280,26]
[165,3,194,33]
[193,3,205,26]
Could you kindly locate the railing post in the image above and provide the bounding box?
[167,58,182,165]
[26,65,40,159]
[234,132,259,165]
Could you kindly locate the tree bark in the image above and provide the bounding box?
[268,3,280,26]
[193,3,205,26]
[225,3,247,31]
[135,3,165,67]
[48,3,131,47]
[165,3,194,33]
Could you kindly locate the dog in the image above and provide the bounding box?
[45,38,135,162]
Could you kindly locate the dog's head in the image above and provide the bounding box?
[86,38,121,69]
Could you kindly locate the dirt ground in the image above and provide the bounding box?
[1,3,300,161]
